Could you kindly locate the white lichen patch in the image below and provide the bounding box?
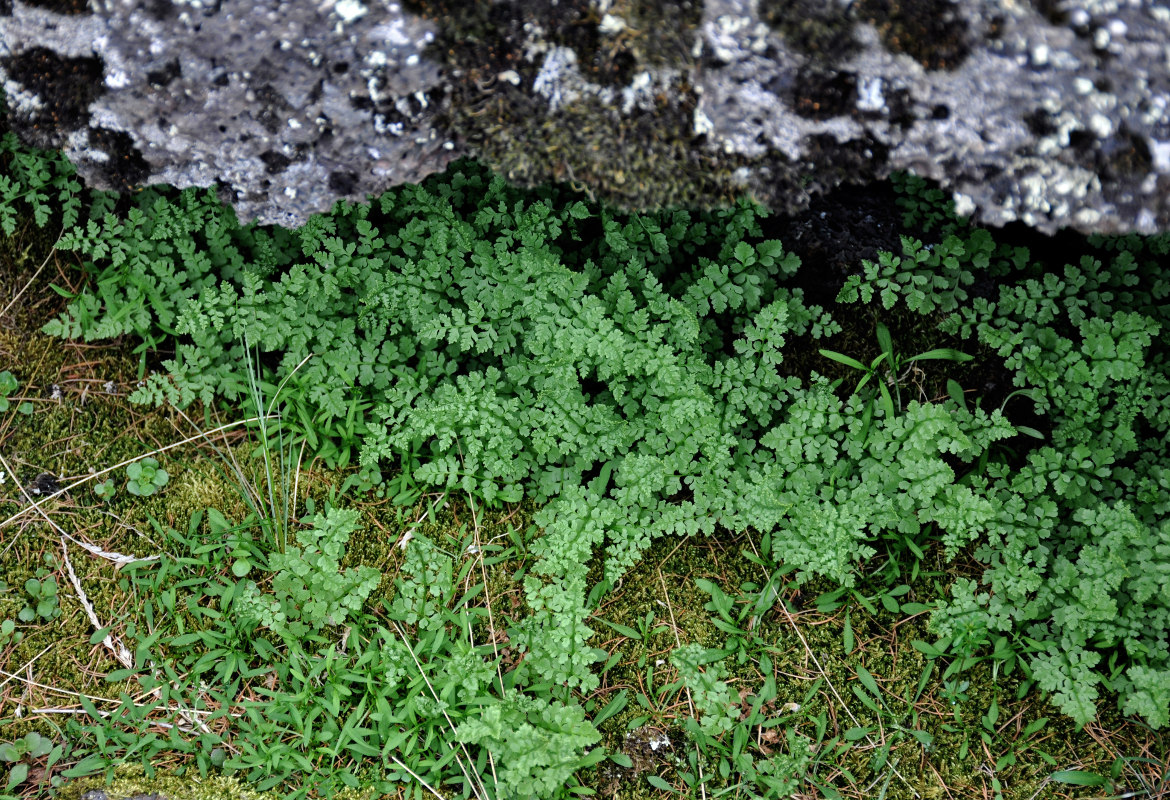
[953,192,976,218]
[1088,113,1113,138]
[856,75,885,112]
[620,70,652,114]
[105,69,131,89]
[1150,139,1170,172]
[1016,162,1100,223]
[1073,207,1101,225]
[3,81,43,113]
[707,12,754,63]
[599,13,627,35]
[693,106,715,136]
[333,0,368,24]
[369,17,413,48]
[1036,110,1086,156]
[647,730,672,751]
[1136,207,1156,231]
[533,46,581,112]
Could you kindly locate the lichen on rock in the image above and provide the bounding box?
[1,0,458,226]
[3,0,1170,234]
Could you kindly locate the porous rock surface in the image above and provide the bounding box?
[1,0,1169,235]
[0,0,453,228]
[700,0,1170,234]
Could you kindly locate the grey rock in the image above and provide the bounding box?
[698,0,1170,234]
[2,0,1169,235]
[0,0,459,227]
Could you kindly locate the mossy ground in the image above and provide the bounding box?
[585,530,1167,799]
[1,203,1167,800]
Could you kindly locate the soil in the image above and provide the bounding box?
[762,178,905,309]
[757,178,1060,447]
[0,48,105,149]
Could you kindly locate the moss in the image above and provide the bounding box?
[404,0,757,212]
[580,524,1158,799]
[762,0,971,72]
[452,83,745,213]
[857,0,972,71]
[56,765,281,800]
[759,0,861,62]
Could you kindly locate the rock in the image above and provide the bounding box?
[2,0,1169,235]
[23,470,59,498]
[698,0,1170,234]
[0,0,457,227]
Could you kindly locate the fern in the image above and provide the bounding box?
[29,150,1170,732]
[837,231,993,315]
[928,230,1170,728]
[0,133,84,235]
[455,692,601,799]
[235,508,380,640]
[672,644,742,737]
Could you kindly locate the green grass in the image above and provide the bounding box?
[1,164,1168,800]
